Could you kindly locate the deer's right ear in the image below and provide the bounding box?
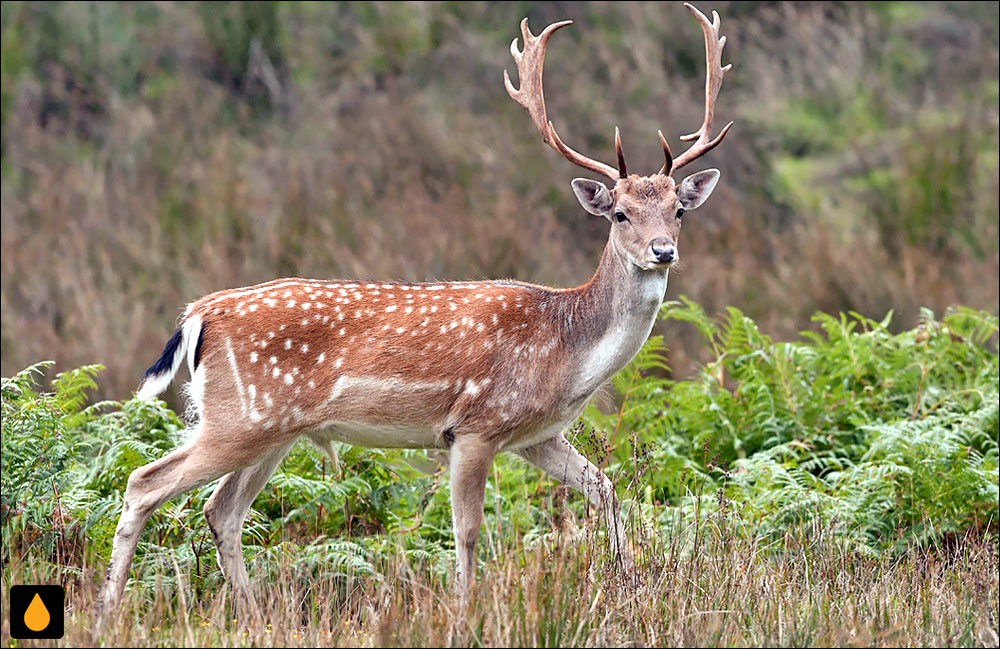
[677,169,721,210]
[572,178,614,218]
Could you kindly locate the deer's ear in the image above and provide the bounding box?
[572,178,614,218]
[677,169,720,210]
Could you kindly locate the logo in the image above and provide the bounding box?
[9,585,65,639]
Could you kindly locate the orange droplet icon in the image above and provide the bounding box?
[24,592,51,632]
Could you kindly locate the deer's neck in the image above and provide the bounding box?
[560,241,667,400]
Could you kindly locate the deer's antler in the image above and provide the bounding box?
[663,3,734,176]
[504,19,623,181]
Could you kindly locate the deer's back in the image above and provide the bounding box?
[185,277,578,450]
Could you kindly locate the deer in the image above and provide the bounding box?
[95,3,732,630]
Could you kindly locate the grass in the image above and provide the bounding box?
[2,508,997,647]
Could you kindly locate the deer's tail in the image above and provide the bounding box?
[136,313,204,400]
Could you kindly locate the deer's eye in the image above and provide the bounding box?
[615,211,629,223]
[676,208,685,219]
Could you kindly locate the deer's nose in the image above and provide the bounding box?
[650,239,676,264]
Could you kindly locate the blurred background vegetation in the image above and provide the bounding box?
[1,1,998,401]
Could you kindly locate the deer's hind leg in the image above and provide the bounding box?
[96,422,283,630]
[203,440,294,625]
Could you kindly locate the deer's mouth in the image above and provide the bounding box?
[645,259,676,271]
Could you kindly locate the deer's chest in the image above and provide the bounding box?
[570,271,666,399]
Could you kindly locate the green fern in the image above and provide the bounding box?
[588,298,998,554]
[2,300,996,589]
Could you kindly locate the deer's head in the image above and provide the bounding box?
[505,3,731,272]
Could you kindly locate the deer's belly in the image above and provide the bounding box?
[298,374,459,447]
[311,420,446,449]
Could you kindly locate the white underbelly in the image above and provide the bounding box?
[311,421,444,449]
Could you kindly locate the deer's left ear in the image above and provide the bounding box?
[677,169,720,210]
[571,178,614,217]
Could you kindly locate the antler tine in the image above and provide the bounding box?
[505,18,620,181]
[662,3,734,175]
[658,130,673,177]
[615,127,628,179]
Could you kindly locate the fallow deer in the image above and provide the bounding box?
[96,3,732,628]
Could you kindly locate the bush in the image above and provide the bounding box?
[584,299,999,554]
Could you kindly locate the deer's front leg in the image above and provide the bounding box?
[449,435,495,596]
[515,433,634,570]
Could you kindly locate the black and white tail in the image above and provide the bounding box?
[136,314,204,400]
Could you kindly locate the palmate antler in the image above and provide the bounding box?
[505,3,732,180]
[663,3,734,176]
[504,19,624,181]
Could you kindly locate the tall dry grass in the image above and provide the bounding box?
[1,2,997,403]
[2,507,997,647]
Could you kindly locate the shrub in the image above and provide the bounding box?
[584,299,999,554]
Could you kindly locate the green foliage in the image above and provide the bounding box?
[2,361,108,562]
[584,298,999,554]
[0,361,459,598]
[4,300,994,600]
